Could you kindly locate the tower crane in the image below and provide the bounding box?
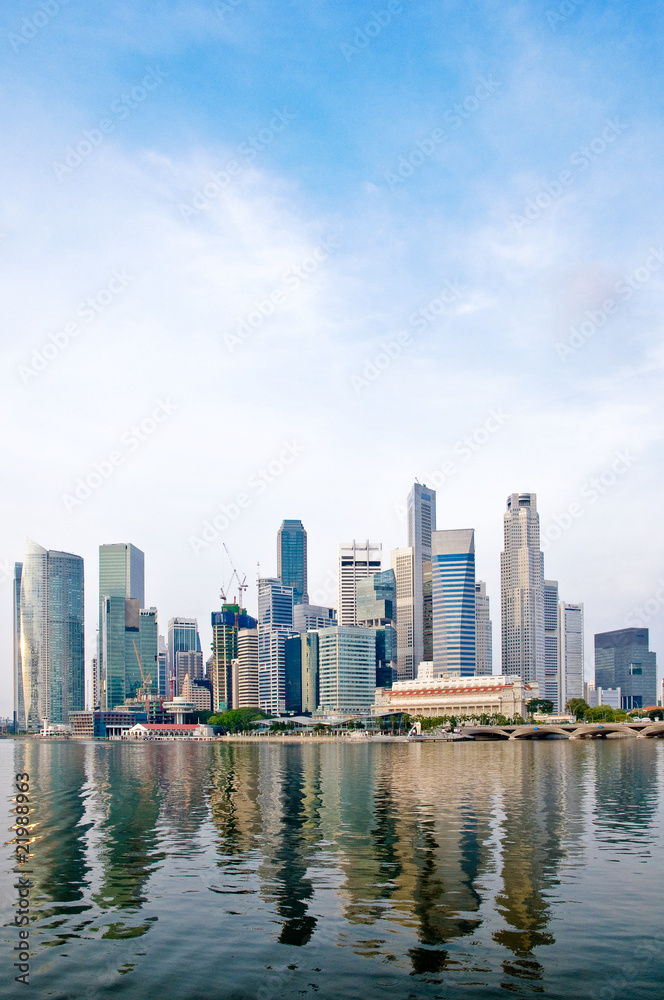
[221,542,248,609]
[132,639,153,704]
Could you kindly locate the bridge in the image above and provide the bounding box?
[463,721,664,740]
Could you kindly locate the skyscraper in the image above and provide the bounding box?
[558,602,584,710]
[235,627,259,707]
[544,580,560,709]
[99,543,145,710]
[317,626,376,715]
[277,519,308,606]
[500,493,545,687]
[595,627,656,710]
[293,603,337,631]
[338,541,382,626]
[390,546,416,680]
[167,617,201,696]
[210,605,257,711]
[407,482,437,675]
[14,540,84,729]
[431,529,476,677]
[475,580,493,676]
[257,577,295,714]
[356,569,398,688]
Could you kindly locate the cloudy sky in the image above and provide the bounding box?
[2,0,663,713]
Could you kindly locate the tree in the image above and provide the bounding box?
[208,707,268,733]
[648,709,663,721]
[566,698,590,720]
[527,699,554,715]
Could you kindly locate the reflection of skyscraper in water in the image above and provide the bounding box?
[208,743,262,858]
[15,741,91,935]
[492,744,572,985]
[91,746,162,915]
[256,745,318,946]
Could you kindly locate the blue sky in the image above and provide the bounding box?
[2,0,664,711]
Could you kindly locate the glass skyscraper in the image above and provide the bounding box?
[431,528,476,677]
[167,617,201,697]
[257,577,294,714]
[500,493,545,687]
[99,543,145,709]
[14,540,84,729]
[595,627,656,710]
[407,482,437,674]
[277,519,308,606]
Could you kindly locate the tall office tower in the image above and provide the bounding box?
[91,656,100,710]
[99,543,145,709]
[475,581,493,676]
[558,602,584,710]
[235,627,259,707]
[356,569,397,686]
[595,627,657,710]
[167,617,201,696]
[257,578,294,714]
[423,560,433,661]
[407,483,437,675]
[301,632,319,714]
[211,604,257,711]
[317,626,376,715]
[431,529,476,677]
[175,650,203,693]
[390,547,416,680]
[158,635,168,698]
[119,601,159,703]
[14,540,84,730]
[277,519,308,606]
[338,541,382,626]
[500,493,545,687]
[13,563,23,731]
[293,603,337,632]
[285,636,302,713]
[543,580,560,709]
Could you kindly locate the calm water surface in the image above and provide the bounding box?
[1,738,662,999]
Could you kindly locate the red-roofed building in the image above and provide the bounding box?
[124,723,214,739]
[373,673,537,718]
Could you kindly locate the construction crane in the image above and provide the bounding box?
[132,639,153,704]
[221,542,248,609]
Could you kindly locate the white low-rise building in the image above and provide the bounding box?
[373,674,538,719]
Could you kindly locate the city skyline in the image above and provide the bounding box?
[2,3,663,716]
[5,476,662,717]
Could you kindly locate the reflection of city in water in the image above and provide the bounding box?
[1,739,662,998]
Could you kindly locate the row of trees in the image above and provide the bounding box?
[565,699,663,723]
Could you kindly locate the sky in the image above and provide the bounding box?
[2,0,663,713]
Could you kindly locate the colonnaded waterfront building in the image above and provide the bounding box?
[14,539,85,730]
[373,667,537,719]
